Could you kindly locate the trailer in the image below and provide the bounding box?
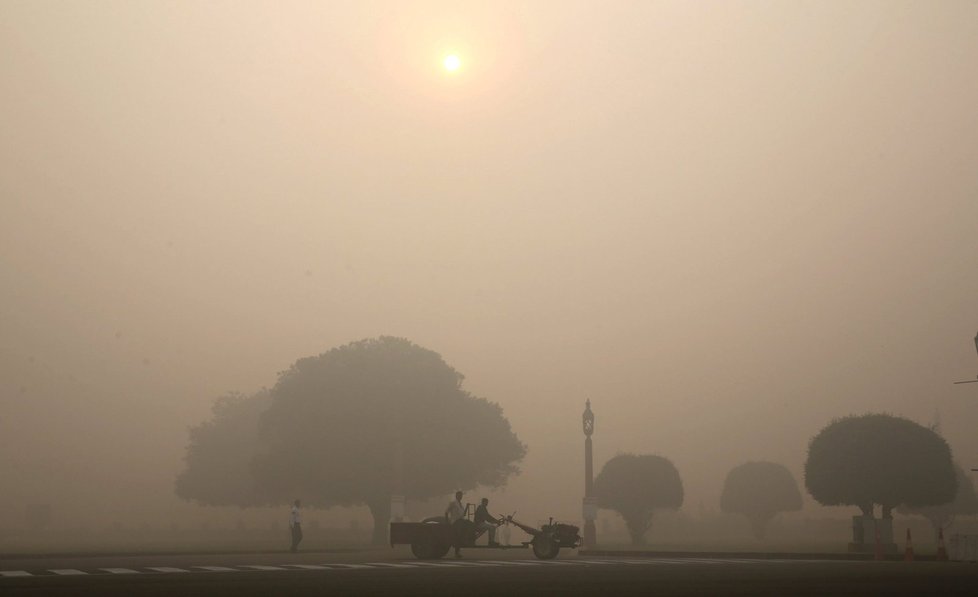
[390,509,581,560]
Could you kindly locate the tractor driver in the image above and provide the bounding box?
[475,498,503,547]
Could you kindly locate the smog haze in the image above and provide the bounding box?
[2,0,977,545]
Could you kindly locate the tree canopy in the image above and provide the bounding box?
[175,390,272,507]
[804,413,956,517]
[593,453,683,545]
[720,461,802,539]
[177,337,526,545]
[898,464,978,535]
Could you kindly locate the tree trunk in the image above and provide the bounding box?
[367,499,391,546]
[881,504,893,519]
[748,515,770,541]
[625,516,650,546]
[928,517,940,543]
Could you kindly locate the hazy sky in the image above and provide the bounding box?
[2,0,977,529]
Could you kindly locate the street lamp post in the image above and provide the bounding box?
[391,441,405,523]
[582,400,597,548]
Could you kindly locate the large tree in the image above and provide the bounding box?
[175,390,273,507]
[898,464,978,538]
[593,453,683,545]
[804,414,956,519]
[720,461,802,540]
[245,337,525,544]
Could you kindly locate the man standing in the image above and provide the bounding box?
[475,498,502,546]
[444,491,465,558]
[289,499,303,553]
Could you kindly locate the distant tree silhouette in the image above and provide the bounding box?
[804,414,956,519]
[593,454,683,545]
[186,337,526,545]
[720,461,802,540]
[175,390,273,507]
[898,464,978,538]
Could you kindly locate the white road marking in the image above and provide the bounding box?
[407,561,467,568]
[477,560,541,566]
[239,565,288,571]
[101,568,141,575]
[618,558,762,565]
[194,566,238,572]
[363,562,421,568]
[49,569,89,575]
[281,564,333,570]
[327,564,374,569]
[146,567,190,573]
[0,571,32,577]
[515,559,579,565]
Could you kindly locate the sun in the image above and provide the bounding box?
[443,54,461,72]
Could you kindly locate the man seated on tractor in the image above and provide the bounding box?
[475,497,503,547]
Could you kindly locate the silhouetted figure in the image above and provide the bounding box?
[853,515,865,545]
[444,491,465,558]
[475,498,502,546]
[289,499,303,552]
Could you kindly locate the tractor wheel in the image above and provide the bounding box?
[532,535,560,560]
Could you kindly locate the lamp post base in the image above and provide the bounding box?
[583,520,596,549]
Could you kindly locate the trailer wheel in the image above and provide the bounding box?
[431,543,451,559]
[532,535,560,560]
[411,518,450,559]
[411,538,435,559]
[411,538,451,559]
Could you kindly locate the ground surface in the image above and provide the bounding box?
[2,548,976,596]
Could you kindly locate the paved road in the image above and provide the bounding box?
[2,549,976,595]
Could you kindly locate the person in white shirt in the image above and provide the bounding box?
[444,491,465,558]
[444,491,465,523]
[289,499,303,552]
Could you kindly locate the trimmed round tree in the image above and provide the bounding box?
[804,414,956,519]
[720,461,802,540]
[593,454,683,545]
[898,464,978,538]
[251,337,526,545]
